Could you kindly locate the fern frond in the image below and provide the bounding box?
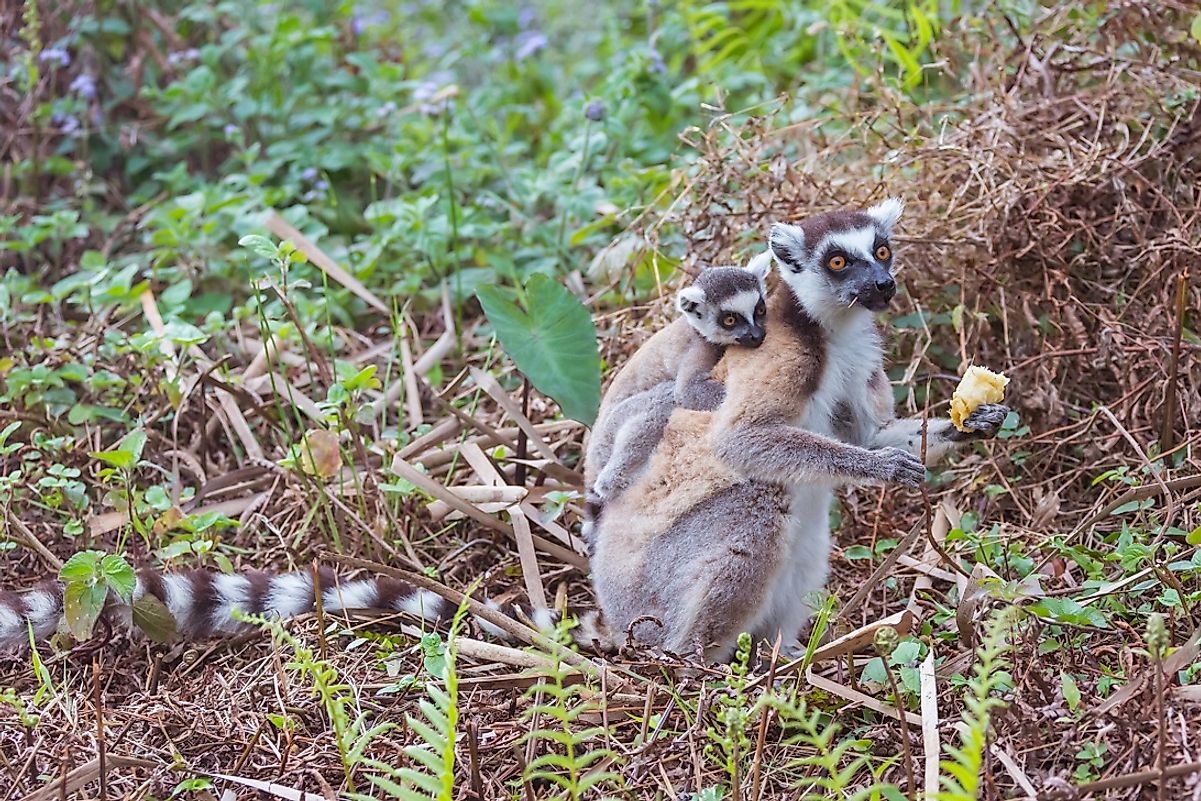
[934,606,1020,801]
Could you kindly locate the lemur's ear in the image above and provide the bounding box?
[769,223,806,272]
[867,197,904,232]
[742,250,773,286]
[676,285,706,317]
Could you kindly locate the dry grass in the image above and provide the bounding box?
[3,2,1201,799]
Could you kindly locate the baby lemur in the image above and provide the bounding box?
[583,254,771,538]
[589,199,1011,661]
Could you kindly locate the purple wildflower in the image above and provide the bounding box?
[301,167,319,181]
[70,73,97,100]
[52,113,80,135]
[223,123,239,137]
[167,48,201,66]
[514,30,547,62]
[649,48,667,74]
[38,48,70,67]
[314,179,329,191]
[413,77,453,116]
[585,101,605,122]
[518,7,538,29]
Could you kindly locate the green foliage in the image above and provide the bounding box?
[518,618,623,800]
[705,631,755,792]
[245,599,470,799]
[57,550,135,641]
[477,274,601,425]
[764,692,903,800]
[935,607,1019,801]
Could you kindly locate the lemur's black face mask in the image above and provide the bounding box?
[821,239,896,311]
[717,307,766,347]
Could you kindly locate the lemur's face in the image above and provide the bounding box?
[677,255,772,347]
[769,198,903,314]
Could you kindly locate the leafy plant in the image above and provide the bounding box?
[936,607,1019,801]
[705,631,755,794]
[57,550,136,641]
[477,274,601,425]
[519,618,623,799]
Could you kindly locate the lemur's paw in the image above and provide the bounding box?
[592,474,617,500]
[872,447,926,487]
[961,403,1010,438]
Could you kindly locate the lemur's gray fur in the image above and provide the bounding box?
[583,256,770,538]
[589,198,1012,661]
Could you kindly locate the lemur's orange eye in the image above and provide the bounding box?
[721,314,737,328]
[827,255,847,271]
[876,245,891,261]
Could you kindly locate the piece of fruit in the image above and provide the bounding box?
[950,365,1009,432]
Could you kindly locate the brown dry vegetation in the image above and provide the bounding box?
[2,2,1201,800]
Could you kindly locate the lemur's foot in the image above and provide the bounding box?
[592,473,618,501]
[960,403,1010,439]
[869,446,926,487]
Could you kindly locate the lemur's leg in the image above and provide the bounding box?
[714,420,927,487]
[871,404,1010,465]
[657,485,788,662]
[593,382,676,500]
[673,340,726,412]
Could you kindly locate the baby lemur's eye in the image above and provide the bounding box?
[875,244,891,261]
[827,254,847,271]
[755,301,766,317]
[721,314,737,329]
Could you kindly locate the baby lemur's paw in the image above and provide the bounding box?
[870,447,926,487]
[592,474,614,500]
[960,404,1010,439]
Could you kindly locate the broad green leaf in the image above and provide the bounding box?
[100,554,137,602]
[1030,597,1108,628]
[59,551,103,584]
[477,274,600,425]
[62,580,107,641]
[1192,13,1201,45]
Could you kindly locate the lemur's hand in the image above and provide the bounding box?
[869,447,926,487]
[959,404,1010,439]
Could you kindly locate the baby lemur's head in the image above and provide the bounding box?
[768,197,904,319]
[676,252,772,347]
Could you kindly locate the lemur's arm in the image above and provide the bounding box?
[592,382,676,499]
[866,371,1009,465]
[673,339,726,412]
[713,416,926,487]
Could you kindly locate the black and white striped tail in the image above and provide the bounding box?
[0,567,559,652]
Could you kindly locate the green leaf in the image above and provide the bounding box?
[100,554,137,602]
[238,234,278,260]
[62,580,107,641]
[477,275,600,425]
[59,551,103,584]
[1030,597,1108,628]
[132,593,178,643]
[1187,526,1201,546]
[90,429,147,470]
[1060,671,1081,712]
[1192,12,1201,45]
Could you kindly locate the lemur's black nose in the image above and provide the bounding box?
[876,277,896,294]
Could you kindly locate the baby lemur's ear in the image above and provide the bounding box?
[676,285,706,317]
[866,196,904,232]
[769,223,806,273]
[742,250,773,287]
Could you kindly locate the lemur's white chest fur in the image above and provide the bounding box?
[798,305,882,444]
[755,302,883,647]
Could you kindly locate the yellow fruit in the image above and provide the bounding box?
[950,365,1009,432]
